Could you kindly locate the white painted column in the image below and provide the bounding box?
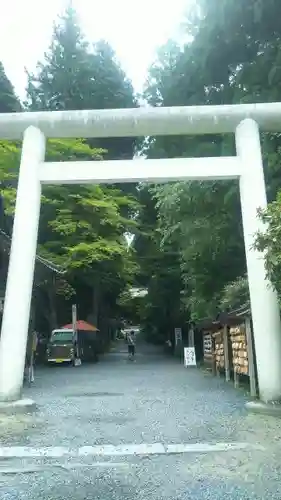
[0,126,45,401]
[236,118,281,402]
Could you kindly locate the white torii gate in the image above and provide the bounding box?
[0,103,281,405]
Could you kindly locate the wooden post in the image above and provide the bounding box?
[211,335,216,375]
[72,304,81,366]
[223,325,230,382]
[245,317,257,398]
[234,369,239,388]
[188,327,195,347]
[216,337,220,377]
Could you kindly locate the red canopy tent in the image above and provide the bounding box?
[62,320,99,332]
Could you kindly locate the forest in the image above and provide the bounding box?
[0,0,281,344]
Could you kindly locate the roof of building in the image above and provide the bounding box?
[62,320,99,332]
[194,301,251,331]
[218,303,251,325]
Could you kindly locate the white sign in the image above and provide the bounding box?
[175,328,182,345]
[184,347,197,367]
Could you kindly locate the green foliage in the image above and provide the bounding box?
[26,6,137,161]
[0,62,21,113]
[137,0,281,331]
[117,288,144,325]
[0,141,20,213]
[0,8,140,329]
[132,184,185,338]
[40,141,139,296]
[254,193,281,298]
[151,179,246,319]
[24,6,139,329]
[4,0,281,336]
[219,276,250,312]
[0,134,139,329]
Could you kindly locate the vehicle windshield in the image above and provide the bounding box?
[50,330,73,344]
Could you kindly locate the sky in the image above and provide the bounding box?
[0,0,191,101]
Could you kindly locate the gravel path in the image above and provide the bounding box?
[1,341,281,499]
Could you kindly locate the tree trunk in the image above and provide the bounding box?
[90,278,100,327]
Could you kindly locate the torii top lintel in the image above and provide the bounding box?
[0,102,281,140]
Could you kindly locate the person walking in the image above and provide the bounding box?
[25,330,38,384]
[126,330,136,360]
